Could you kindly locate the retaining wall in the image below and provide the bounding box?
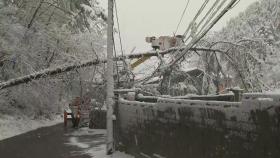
[115,94,280,158]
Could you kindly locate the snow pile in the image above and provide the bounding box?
[82,144,134,158]
[265,89,280,94]
[0,114,62,140]
[112,152,135,158]
[66,127,134,158]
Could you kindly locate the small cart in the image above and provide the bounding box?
[64,97,93,128]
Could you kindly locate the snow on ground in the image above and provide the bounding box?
[65,127,134,158]
[0,114,62,140]
[265,89,280,94]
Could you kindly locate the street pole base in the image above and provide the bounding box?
[106,149,113,155]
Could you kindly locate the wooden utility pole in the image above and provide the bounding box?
[106,0,115,155]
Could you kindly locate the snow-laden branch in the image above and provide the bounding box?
[0,59,106,90]
[120,47,223,59]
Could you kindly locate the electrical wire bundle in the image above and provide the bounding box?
[170,0,240,68]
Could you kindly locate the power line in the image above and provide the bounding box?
[194,0,221,34]
[113,35,120,87]
[183,0,210,38]
[195,0,227,39]
[174,0,190,35]
[169,0,211,64]
[114,0,124,57]
[184,0,226,43]
[230,0,240,9]
[170,0,239,67]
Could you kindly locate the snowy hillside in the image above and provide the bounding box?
[0,0,106,140]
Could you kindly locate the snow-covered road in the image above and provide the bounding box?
[0,123,133,158]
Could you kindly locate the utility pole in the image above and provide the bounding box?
[106,0,115,155]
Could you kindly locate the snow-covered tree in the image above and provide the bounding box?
[199,0,280,92]
[0,0,106,119]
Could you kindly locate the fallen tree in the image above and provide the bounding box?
[122,47,224,59]
[0,59,106,90]
[0,47,221,90]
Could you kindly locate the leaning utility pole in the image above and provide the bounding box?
[106,0,115,155]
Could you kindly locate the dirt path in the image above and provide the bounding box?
[0,124,107,158]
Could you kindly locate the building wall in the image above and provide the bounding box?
[115,94,280,158]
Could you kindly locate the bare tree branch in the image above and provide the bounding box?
[27,0,44,29]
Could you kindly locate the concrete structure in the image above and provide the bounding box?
[115,93,280,158]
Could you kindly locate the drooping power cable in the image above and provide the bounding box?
[114,0,124,57]
[170,0,239,67]
[183,0,210,37]
[174,0,191,35]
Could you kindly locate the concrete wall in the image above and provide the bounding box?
[115,94,280,158]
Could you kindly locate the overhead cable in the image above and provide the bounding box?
[174,0,191,35]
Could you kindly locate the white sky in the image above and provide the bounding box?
[99,0,259,53]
